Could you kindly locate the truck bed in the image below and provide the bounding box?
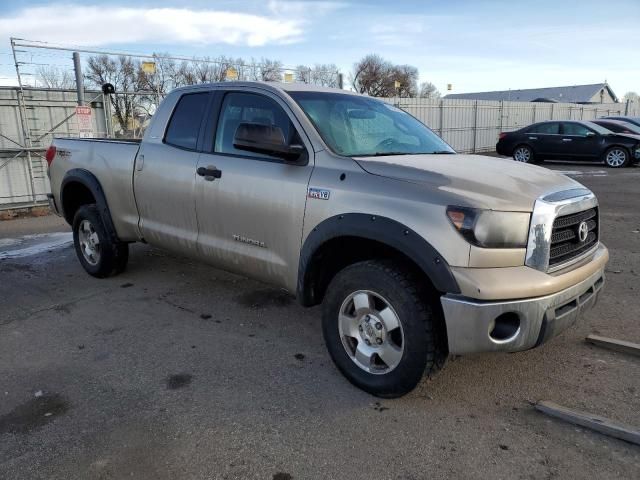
[49,136,142,241]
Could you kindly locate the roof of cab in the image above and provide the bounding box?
[171,81,356,96]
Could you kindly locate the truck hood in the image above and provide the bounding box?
[354,153,582,212]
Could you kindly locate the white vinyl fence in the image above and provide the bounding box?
[385,98,640,153]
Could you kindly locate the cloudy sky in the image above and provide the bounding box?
[0,0,639,96]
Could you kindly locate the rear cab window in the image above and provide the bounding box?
[164,92,210,150]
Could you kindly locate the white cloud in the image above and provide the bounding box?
[0,4,304,47]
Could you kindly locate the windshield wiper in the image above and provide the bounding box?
[354,152,409,157]
[431,150,455,154]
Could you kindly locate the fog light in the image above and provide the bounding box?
[489,312,521,342]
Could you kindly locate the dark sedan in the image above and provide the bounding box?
[591,118,640,136]
[496,120,640,168]
[602,116,640,127]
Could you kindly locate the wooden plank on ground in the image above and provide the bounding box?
[586,334,640,358]
[536,401,640,446]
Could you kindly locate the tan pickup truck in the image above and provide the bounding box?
[46,82,608,397]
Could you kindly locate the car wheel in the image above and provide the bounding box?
[72,204,128,278]
[322,260,444,398]
[513,145,535,163]
[604,146,629,168]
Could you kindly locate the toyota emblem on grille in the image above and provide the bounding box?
[577,221,589,242]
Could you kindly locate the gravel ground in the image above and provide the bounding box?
[0,162,639,479]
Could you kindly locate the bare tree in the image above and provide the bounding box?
[623,91,639,103]
[35,65,75,89]
[351,54,390,96]
[311,64,340,88]
[419,81,441,99]
[295,64,339,87]
[391,64,419,98]
[351,54,418,97]
[295,65,312,83]
[259,58,283,82]
[85,55,139,135]
[136,53,179,95]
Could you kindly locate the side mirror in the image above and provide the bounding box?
[233,123,305,162]
[585,131,596,138]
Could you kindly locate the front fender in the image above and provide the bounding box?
[297,213,460,305]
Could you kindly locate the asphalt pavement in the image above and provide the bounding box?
[1,162,639,479]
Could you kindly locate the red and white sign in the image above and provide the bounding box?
[75,106,93,138]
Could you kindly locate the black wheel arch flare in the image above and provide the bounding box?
[60,168,119,242]
[297,213,461,306]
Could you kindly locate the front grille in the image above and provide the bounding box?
[549,207,599,268]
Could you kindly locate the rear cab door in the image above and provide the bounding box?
[194,87,315,291]
[133,89,212,252]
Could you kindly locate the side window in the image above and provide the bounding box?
[164,92,209,150]
[528,123,559,134]
[562,123,592,136]
[601,123,622,133]
[214,92,297,160]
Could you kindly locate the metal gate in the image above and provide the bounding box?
[0,87,107,208]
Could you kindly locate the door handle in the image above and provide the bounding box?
[197,165,222,181]
[136,154,144,171]
[562,138,572,142]
[528,136,538,140]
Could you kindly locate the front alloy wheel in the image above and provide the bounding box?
[604,147,629,168]
[338,290,404,374]
[322,260,445,398]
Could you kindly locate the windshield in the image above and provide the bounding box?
[288,91,455,157]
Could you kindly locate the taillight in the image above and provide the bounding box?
[498,132,507,140]
[45,145,57,166]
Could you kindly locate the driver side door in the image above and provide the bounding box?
[194,89,314,290]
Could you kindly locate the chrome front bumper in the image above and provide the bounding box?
[440,268,605,355]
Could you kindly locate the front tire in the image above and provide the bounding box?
[322,260,444,398]
[604,146,629,168]
[513,145,536,163]
[72,205,128,278]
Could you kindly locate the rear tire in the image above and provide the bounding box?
[322,260,444,398]
[72,205,129,278]
[604,146,629,168]
[513,145,536,164]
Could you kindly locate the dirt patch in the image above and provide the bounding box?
[166,373,193,390]
[0,206,51,221]
[0,393,70,435]
[235,288,293,309]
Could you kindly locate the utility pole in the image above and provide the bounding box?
[73,51,85,106]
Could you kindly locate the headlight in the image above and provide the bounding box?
[446,206,530,248]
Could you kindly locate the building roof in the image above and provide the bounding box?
[444,83,618,103]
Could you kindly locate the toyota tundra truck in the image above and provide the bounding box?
[46,82,608,397]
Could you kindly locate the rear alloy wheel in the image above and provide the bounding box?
[72,205,129,278]
[604,147,629,168]
[513,145,534,163]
